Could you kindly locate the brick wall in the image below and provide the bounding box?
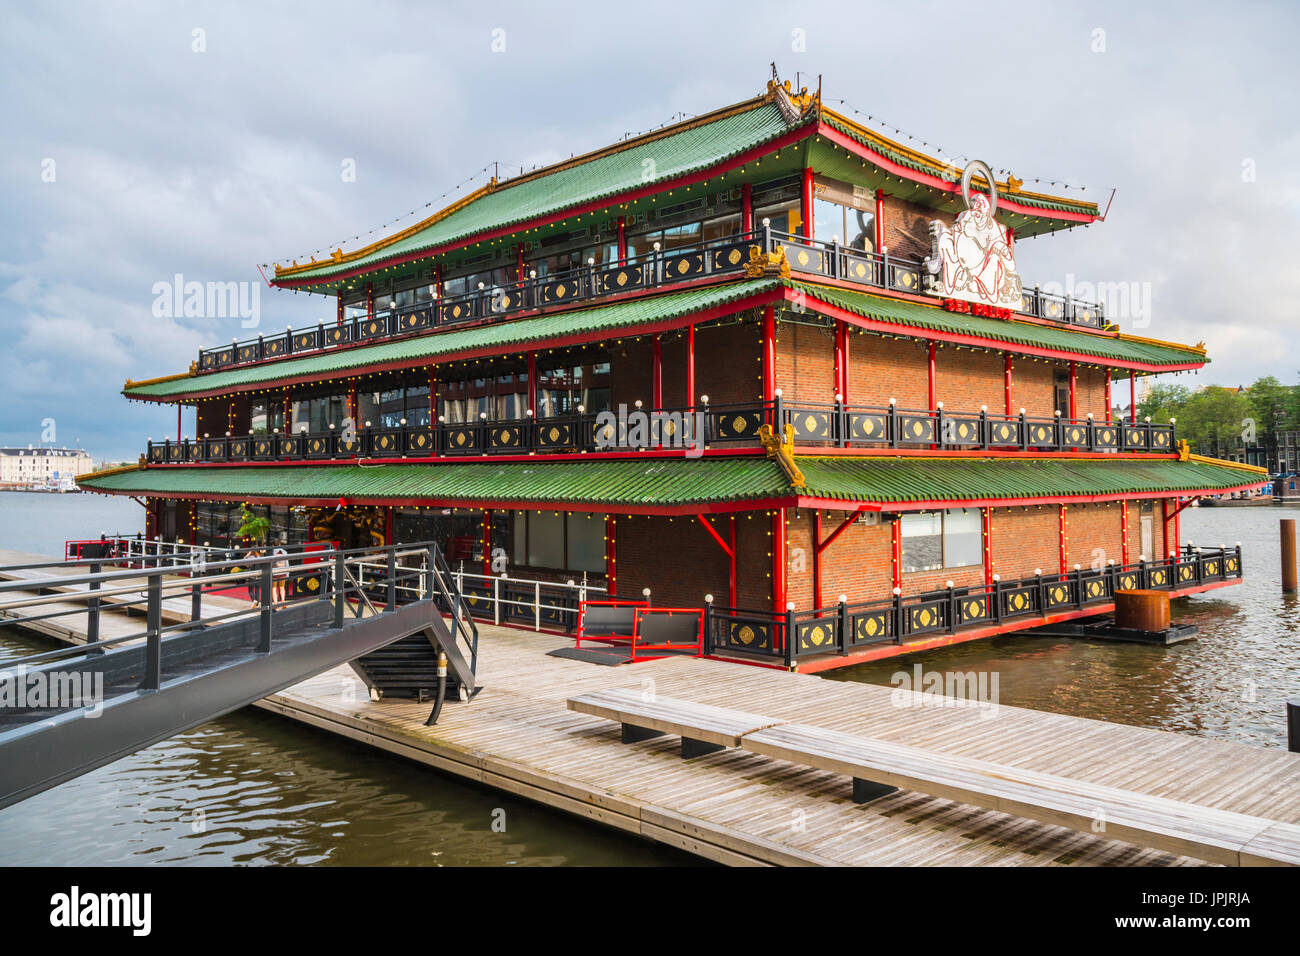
[881,195,951,261]
[610,320,761,411]
[773,503,1166,611]
[935,345,1005,412]
[616,509,772,609]
[990,507,1061,578]
[774,319,836,402]
[846,334,929,408]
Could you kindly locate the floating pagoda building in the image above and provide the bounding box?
[80,78,1268,670]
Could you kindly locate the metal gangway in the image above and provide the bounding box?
[0,541,478,812]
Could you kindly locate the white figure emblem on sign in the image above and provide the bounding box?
[924,160,1022,310]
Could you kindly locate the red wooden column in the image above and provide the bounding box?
[605,515,617,596]
[728,516,737,607]
[366,283,374,322]
[982,507,994,587]
[772,508,787,615]
[1161,500,1170,560]
[762,305,776,410]
[1104,369,1113,422]
[927,342,937,410]
[177,405,182,442]
[1121,503,1130,565]
[482,509,493,577]
[840,324,850,404]
[336,292,344,327]
[1068,361,1078,420]
[686,324,696,411]
[890,516,902,591]
[741,183,753,234]
[1129,372,1137,423]
[617,216,627,265]
[652,335,663,409]
[801,167,814,240]
[813,510,823,610]
[1003,353,1014,417]
[527,353,538,415]
[833,327,843,401]
[435,265,444,299]
[428,367,438,427]
[1059,505,1068,574]
[874,189,885,252]
[283,390,292,434]
[516,244,526,282]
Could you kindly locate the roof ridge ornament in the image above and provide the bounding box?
[744,243,790,278]
[759,422,806,489]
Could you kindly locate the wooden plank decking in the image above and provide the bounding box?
[254,623,1300,867]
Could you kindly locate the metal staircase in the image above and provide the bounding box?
[0,541,478,811]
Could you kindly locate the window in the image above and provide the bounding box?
[900,509,983,572]
[813,196,875,252]
[513,511,606,572]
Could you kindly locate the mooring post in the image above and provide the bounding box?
[1282,519,1297,593]
[1288,698,1300,754]
[86,561,103,656]
[333,550,345,628]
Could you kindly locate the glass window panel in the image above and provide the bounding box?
[513,511,527,566]
[526,511,565,569]
[900,512,943,573]
[703,215,741,242]
[566,513,606,572]
[661,222,702,250]
[943,509,983,568]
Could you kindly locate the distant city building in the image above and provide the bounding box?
[0,446,93,489]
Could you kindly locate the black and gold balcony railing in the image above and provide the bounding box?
[196,225,1106,373]
[778,399,1175,453]
[146,398,1174,465]
[706,545,1242,665]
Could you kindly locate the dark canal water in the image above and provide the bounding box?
[0,493,694,865]
[0,494,1296,864]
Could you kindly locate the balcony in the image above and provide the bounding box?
[196,227,1107,373]
[707,545,1242,665]
[146,398,1175,465]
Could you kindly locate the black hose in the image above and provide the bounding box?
[425,651,448,726]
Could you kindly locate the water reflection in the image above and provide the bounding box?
[827,505,1300,749]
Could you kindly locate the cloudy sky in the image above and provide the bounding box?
[1,0,1296,461]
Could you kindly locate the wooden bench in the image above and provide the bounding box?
[567,690,1300,866]
[568,687,784,759]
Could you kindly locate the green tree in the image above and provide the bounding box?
[236,503,269,545]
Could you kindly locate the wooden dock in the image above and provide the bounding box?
[5,548,1297,866]
[256,624,1300,866]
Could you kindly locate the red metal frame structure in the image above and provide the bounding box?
[629,607,705,662]
[575,598,647,650]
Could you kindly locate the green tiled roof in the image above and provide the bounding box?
[125,280,781,399]
[277,101,799,285]
[79,455,1265,506]
[796,282,1208,368]
[820,113,1098,218]
[797,456,1266,503]
[77,458,787,507]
